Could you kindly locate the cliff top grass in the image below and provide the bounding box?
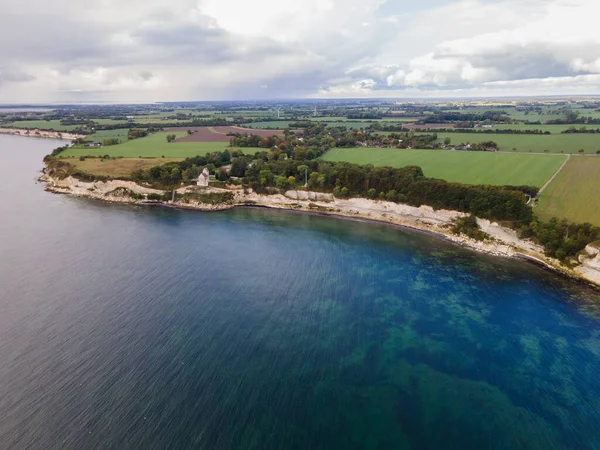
[536,156,600,226]
[59,132,260,158]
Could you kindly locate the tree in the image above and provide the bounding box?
[297,165,309,186]
[128,129,147,140]
[230,157,248,177]
[443,137,451,146]
[166,134,177,143]
[220,150,231,163]
[217,167,228,181]
[170,167,181,181]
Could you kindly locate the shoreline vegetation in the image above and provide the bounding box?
[40,169,600,288]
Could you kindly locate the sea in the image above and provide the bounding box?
[1,134,600,449]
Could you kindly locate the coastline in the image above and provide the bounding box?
[0,127,84,140]
[39,170,600,288]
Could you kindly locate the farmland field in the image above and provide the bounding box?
[536,156,600,226]
[419,132,600,154]
[86,129,132,143]
[91,119,130,126]
[321,148,566,186]
[60,132,259,158]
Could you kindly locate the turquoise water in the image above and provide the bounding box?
[1,135,600,449]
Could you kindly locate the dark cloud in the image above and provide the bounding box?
[0,67,35,86]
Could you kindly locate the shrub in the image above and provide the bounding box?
[452,215,489,241]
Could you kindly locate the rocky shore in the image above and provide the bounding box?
[40,171,600,287]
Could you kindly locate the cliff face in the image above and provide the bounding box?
[41,174,162,200]
[40,172,600,288]
[0,128,84,140]
[577,245,600,285]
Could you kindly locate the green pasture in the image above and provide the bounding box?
[60,132,260,158]
[536,156,600,226]
[420,132,600,154]
[321,148,566,187]
[86,129,132,143]
[91,119,130,126]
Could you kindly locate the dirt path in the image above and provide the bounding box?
[538,154,571,195]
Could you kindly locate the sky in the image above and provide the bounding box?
[1,0,599,102]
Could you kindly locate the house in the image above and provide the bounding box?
[84,141,103,147]
[197,167,210,187]
[485,147,498,152]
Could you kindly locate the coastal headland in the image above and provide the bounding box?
[40,170,600,288]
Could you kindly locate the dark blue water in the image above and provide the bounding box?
[2,135,600,449]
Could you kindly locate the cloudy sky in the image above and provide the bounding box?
[1,0,599,102]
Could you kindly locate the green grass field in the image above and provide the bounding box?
[536,156,600,225]
[91,119,130,126]
[0,120,82,131]
[60,132,260,158]
[321,148,566,187]
[86,129,131,143]
[421,132,600,154]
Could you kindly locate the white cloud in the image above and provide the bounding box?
[1,0,600,101]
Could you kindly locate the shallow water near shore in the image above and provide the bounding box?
[2,134,600,449]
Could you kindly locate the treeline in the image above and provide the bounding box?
[562,127,600,134]
[229,133,289,148]
[441,128,550,135]
[419,111,512,123]
[346,113,383,120]
[368,124,551,135]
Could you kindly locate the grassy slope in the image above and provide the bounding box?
[321,148,566,187]
[421,132,600,154]
[536,156,600,226]
[60,132,261,158]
